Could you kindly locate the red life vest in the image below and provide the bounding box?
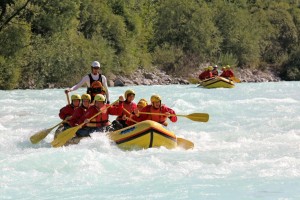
[86,105,110,127]
[226,69,234,78]
[83,103,123,127]
[68,106,89,127]
[199,71,212,80]
[116,101,137,121]
[147,106,168,124]
[87,74,106,100]
[212,69,218,77]
[220,71,227,78]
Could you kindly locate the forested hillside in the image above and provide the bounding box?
[1,0,300,89]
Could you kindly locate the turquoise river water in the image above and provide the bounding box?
[0,82,300,200]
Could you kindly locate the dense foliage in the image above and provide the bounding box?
[1,0,300,89]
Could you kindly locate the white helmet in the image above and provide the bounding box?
[214,65,218,68]
[91,61,100,68]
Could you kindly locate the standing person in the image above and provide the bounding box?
[65,61,110,103]
[212,65,219,77]
[68,94,91,127]
[76,94,124,137]
[134,94,177,126]
[116,89,137,127]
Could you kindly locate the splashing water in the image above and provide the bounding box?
[0,82,300,200]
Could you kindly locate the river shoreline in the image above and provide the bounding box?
[109,67,281,87]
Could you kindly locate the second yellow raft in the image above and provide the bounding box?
[200,76,235,88]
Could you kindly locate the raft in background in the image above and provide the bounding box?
[199,76,235,89]
[107,120,185,150]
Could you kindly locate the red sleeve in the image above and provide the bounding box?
[59,106,67,120]
[59,105,73,120]
[78,106,97,124]
[199,71,206,80]
[228,70,234,77]
[68,108,83,127]
[108,102,124,116]
[161,105,177,122]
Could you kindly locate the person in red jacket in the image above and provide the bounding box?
[76,94,124,137]
[134,94,177,126]
[58,94,81,127]
[220,65,235,79]
[225,65,235,78]
[212,65,219,77]
[59,94,81,120]
[198,66,213,80]
[126,98,148,126]
[54,94,81,138]
[220,66,227,78]
[115,89,137,128]
[68,94,91,127]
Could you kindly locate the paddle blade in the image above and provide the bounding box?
[177,138,194,150]
[51,126,81,148]
[231,76,241,83]
[186,113,209,122]
[30,128,52,144]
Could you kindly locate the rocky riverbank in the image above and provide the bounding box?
[107,67,281,87]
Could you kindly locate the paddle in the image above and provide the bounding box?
[122,108,136,122]
[177,138,194,150]
[66,92,70,105]
[30,92,71,144]
[51,100,119,148]
[30,121,64,144]
[139,112,209,122]
[231,76,241,83]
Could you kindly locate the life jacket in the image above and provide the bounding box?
[212,69,218,77]
[147,106,168,124]
[116,101,136,121]
[220,71,227,78]
[86,105,110,127]
[226,70,234,78]
[87,74,106,100]
[199,71,212,80]
[68,105,89,127]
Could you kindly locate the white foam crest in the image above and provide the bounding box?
[234,97,299,104]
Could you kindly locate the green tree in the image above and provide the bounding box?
[280,47,300,80]
[212,1,261,67]
[151,0,221,74]
[31,0,80,36]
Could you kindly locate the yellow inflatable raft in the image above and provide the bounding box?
[107,120,178,150]
[200,76,235,88]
